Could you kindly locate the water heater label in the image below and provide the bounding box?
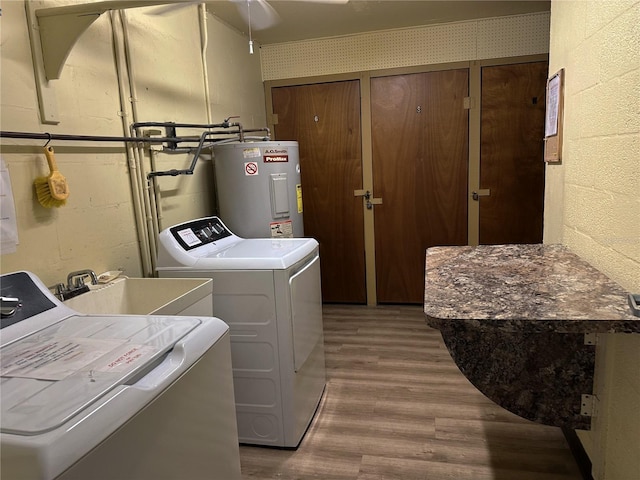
[244,162,259,176]
[270,220,293,238]
[242,147,261,158]
[264,154,288,163]
[296,184,303,213]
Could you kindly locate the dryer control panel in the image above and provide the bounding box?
[169,217,232,251]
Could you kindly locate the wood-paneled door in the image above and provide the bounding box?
[478,61,548,244]
[371,69,469,304]
[271,80,366,303]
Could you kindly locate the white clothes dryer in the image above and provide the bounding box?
[156,216,326,448]
[0,271,241,480]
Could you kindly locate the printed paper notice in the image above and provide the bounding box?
[1,337,158,381]
[95,343,157,374]
[1,338,125,381]
[270,220,293,238]
[242,147,261,159]
[177,228,201,247]
[0,158,19,254]
[545,74,561,137]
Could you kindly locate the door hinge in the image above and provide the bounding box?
[581,394,599,417]
[584,333,598,345]
[472,189,490,201]
[368,197,382,209]
[269,113,279,125]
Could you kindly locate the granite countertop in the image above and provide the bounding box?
[424,244,639,334]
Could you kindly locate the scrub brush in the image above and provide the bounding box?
[34,146,69,208]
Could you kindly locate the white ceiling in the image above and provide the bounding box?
[204,0,551,45]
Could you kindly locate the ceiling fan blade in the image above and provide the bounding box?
[146,1,198,16]
[295,0,349,3]
[231,0,281,30]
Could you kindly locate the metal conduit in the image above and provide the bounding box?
[0,130,187,144]
[0,123,271,178]
[0,130,239,145]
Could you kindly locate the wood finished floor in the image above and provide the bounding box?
[239,305,583,480]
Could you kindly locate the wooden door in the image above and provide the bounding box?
[479,62,548,244]
[371,70,469,304]
[271,81,366,303]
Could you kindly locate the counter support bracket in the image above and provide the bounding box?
[580,394,597,417]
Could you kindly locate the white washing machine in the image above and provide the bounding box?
[156,216,326,448]
[0,271,241,480]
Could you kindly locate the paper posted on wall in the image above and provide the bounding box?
[0,158,19,254]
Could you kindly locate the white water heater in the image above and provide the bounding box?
[212,141,304,238]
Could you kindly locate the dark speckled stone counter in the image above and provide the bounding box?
[423,244,639,430]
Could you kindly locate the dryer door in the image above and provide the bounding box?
[289,253,323,372]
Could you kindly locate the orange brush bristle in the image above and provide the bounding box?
[34,146,69,208]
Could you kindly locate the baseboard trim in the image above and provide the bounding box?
[562,427,594,480]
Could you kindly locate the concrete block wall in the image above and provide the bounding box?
[544,1,640,478]
[0,1,266,287]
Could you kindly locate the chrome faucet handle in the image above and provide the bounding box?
[66,269,98,289]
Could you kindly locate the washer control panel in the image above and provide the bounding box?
[1,272,56,329]
[169,217,233,251]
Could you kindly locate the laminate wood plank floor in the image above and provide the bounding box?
[239,305,583,480]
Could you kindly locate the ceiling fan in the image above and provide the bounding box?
[27,0,349,82]
[149,0,348,53]
[150,0,348,31]
[149,0,276,30]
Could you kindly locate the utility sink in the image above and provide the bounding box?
[63,277,213,316]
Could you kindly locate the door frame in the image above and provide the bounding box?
[264,54,547,305]
[266,72,377,302]
[467,54,549,246]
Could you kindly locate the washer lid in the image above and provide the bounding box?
[193,238,318,270]
[0,314,200,435]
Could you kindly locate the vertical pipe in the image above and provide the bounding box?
[146,147,161,253]
[137,142,158,270]
[109,11,152,277]
[199,3,213,125]
[199,3,218,217]
[119,10,156,275]
[149,148,164,232]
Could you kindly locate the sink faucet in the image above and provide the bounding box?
[66,269,98,289]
